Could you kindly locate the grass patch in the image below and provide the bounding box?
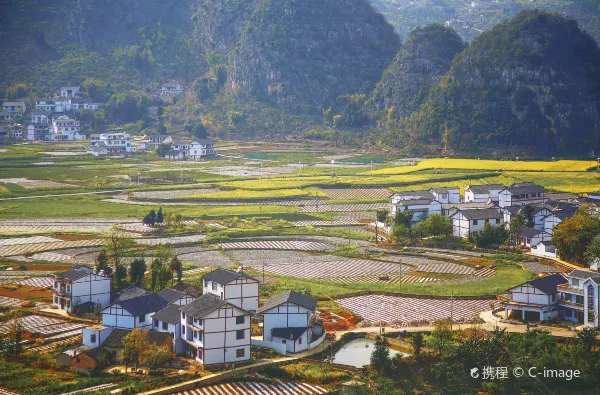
[179,188,327,200]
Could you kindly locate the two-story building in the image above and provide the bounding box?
[202,268,259,312]
[172,141,192,151]
[61,86,81,97]
[153,303,186,354]
[429,187,460,204]
[51,115,83,140]
[505,273,568,321]
[99,292,169,330]
[27,124,50,141]
[256,290,322,354]
[450,208,504,239]
[464,184,506,203]
[53,269,111,313]
[88,132,131,154]
[498,183,547,208]
[31,112,48,124]
[179,293,251,365]
[189,139,216,159]
[35,99,56,112]
[390,190,442,224]
[2,101,26,116]
[559,270,600,327]
[157,288,196,306]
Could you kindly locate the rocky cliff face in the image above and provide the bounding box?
[405,10,600,155]
[228,0,400,111]
[370,24,465,123]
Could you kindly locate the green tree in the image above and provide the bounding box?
[122,329,149,373]
[368,376,398,395]
[577,327,598,353]
[82,78,107,101]
[426,319,454,356]
[394,210,414,242]
[103,227,138,273]
[129,258,146,285]
[521,205,535,228]
[156,207,164,224]
[155,143,172,157]
[95,250,113,276]
[411,332,424,360]
[370,335,391,375]
[584,234,600,267]
[376,209,389,223]
[143,343,171,373]
[169,257,182,283]
[5,83,27,101]
[469,223,509,248]
[421,214,452,238]
[115,264,128,283]
[509,213,527,247]
[143,210,157,226]
[552,205,600,264]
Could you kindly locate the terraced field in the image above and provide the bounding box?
[320,188,391,199]
[173,380,328,395]
[338,294,497,325]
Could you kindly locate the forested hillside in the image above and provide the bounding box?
[369,0,600,43]
[404,10,600,155]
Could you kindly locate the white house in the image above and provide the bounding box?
[61,86,81,97]
[164,150,186,161]
[88,132,131,154]
[35,99,56,112]
[157,288,196,306]
[172,141,192,151]
[71,98,100,111]
[203,268,259,312]
[2,101,25,116]
[189,139,216,159]
[27,124,50,141]
[180,293,251,365]
[0,112,11,121]
[51,115,83,140]
[505,273,568,321]
[451,208,503,239]
[256,290,322,354]
[53,269,111,313]
[31,112,48,124]
[161,83,184,97]
[390,190,442,224]
[559,270,600,327]
[464,184,505,203]
[147,134,172,144]
[99,292,169,330]
[442,201,495,217]
[517,227,551,248]
[531,242,557,259]
[153,303,186,354]
[543,210,577,235]
[498,183,547,208]
[429,187,460,204]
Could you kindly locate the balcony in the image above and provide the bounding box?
[557,284,584,295]
[559,300,584,309]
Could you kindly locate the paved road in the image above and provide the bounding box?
[0,189,124,201]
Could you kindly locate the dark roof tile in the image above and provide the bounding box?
[257,291,317,314]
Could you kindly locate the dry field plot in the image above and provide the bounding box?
[260,258,409,280]
[338,294,496,325]
[0,178,76,189]
[178,250,234,266]
[220,241,332,251]
[206,164,301,177]
[14,277,54,288]
[290,220,361,226]
[0,239,104,257]
[0,296,23,307]
[299,203,388,212]
[131,189,220,199]
[135,234,206,245]
[0,236,62,246]
[173,381,327,395]
[320,188,391,199]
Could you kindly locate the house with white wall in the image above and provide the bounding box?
[531,242,558,258]
[505,273,568,321]
[53,269,111,313]
[390,190,442,224]
[172,141,192,151]
[429,187,460,204]
[180,293,251,365]
[517,227,551,248]
[2,101,26,116]
[203,268,259,312]
[27,124,50,141]
[51,115,83,140]
[559,270,600,327]
[161,83,184,97]
[189,139,216,159]
[35,99,56,112]
[451,208,503,239]
[31,112,48,124]
[256,291,322,354]
[99,293,169,330]
[88,132,131,154]
[61,86,81,97]
[157,288,196,306]
[499,183,547,208]
[464,184,505,203]
[152,286,198,354]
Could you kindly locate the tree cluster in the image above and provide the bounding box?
[552,205,600,265]
[468,223,509,248]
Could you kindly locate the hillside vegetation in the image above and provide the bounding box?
[403,10,600,155]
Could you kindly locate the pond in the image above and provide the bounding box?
[329,337,410,368]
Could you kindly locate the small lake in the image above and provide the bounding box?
[330,337,410,368]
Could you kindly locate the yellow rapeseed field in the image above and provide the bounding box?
[368,159,598,175]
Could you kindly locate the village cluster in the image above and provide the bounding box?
[52,266,324,371]
[1,83,216,160]
[390,182,600,325]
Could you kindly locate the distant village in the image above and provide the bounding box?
[0,83,216,160]
[53,266,324,370]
